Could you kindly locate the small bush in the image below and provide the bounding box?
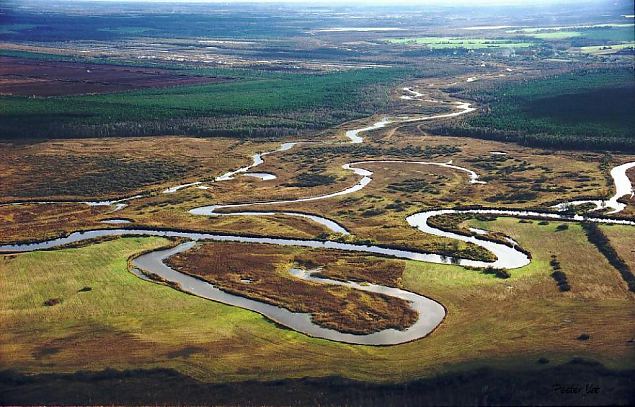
[555,224,569,231]
[483,266,510,279]
[550,255,570,291]
[361,208,385,217]
[43,298,62,306]
[386,202,407,211]
[286,173,336,187]
[551,271,571,292]
[78,286,92,292]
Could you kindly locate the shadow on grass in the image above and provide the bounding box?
[1,359,633,406]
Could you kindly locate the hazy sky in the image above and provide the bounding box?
[67,0,596,5]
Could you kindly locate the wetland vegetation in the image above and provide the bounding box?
[1,0,634,405]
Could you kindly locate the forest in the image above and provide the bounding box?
[431,69,635,151]
[0,66,408,139]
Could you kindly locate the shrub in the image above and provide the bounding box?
[551,271,571,292]
[286,173,336,187]
[361,209,385,218]
[550,256,570,291]
[483,266,510,279]
[43,298,62,306]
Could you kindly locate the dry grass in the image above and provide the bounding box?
[2,130,633,261]
[0,203,112,244]
[599,224,635,273]
[295,251,405,287]
[0,137,279,201]
[166,242,417,335]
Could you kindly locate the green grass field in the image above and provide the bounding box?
[386,36,534,49]
[1,218,633,383]
[575,26,635,42]
[517,26,635,42]
[579,42,635,55]
[528,31,582,39]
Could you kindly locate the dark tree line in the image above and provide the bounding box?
[582,223,635,292]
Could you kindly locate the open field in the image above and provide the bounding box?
[579,42,635,55]
[1,220,633,383]
[516,25,635,42]
[385,37,534,49]
[0,57,231,96]
[601,225,635,276]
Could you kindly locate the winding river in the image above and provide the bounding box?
[128,241,445,346]
[2,86,634,345]
[553,162,635,214]
[189,158,485,218]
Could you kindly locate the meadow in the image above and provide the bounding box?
[1,218,633,403]
[579,42,635,55]
[386,36,534,49]
[516,25,635,42]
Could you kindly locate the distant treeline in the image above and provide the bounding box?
[429,68,635,152]
[0,4,320,42]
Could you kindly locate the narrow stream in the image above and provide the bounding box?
[400,87,424,100]
[215,142,297,181]
[553,162,635,214]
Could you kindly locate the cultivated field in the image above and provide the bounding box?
[0,56,230,96]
